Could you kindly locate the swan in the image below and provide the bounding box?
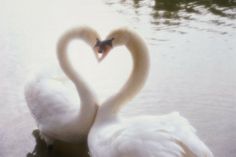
[25,26,100,148]
[89,27,214,157]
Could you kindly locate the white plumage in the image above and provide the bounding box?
[90,113,213,157]
[88,28,213,157]
[25,26,100,146]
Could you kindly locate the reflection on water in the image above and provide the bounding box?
[27,130,89,157]
[27,130,49,157]
[107,0,236,18]
[153,0,236,18]
[105,0,236,34]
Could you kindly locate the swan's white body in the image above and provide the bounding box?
[25,27,100,145]
[88,28,213,157]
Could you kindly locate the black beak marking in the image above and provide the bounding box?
[95,38,101,47]
[94,38,114,54]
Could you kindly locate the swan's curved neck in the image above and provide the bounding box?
[96,31,149,122]
[57,28,97,113]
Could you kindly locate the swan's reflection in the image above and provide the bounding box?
[27,130,90,157]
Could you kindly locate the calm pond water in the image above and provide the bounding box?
[0,0,235,157]
[104,1,236,157]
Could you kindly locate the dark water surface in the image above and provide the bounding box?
[0,0,236,157]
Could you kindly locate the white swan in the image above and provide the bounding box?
[25,26,100,148]
[89,28,214,157]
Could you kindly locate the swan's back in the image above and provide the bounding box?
[25,75,79,128]
[89,112,213,157]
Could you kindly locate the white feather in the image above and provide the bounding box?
[88,28,213,157]
[25,26,100,145]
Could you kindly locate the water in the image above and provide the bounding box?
[104,1,236,157]
[0,0,236,157]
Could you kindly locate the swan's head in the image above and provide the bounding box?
[94,28,129,62]
[94,38,113,62]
